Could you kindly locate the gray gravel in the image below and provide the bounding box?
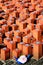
[0,58,43,65]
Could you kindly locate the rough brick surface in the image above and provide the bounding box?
[0,0,43,60]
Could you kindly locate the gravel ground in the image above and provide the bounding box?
[0,58,43,65]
